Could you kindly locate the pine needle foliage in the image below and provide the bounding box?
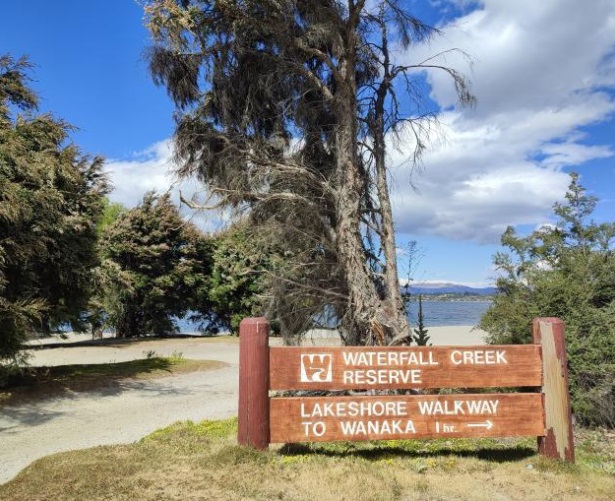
[99,192,215,338]
[412,294,430,346]
[480,174,615,427]
[142,0,474,345]
[0,54,109,366]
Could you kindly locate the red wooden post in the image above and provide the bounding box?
[533,318,575,462]
[238,317,270,449]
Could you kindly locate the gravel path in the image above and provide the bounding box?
[0,326,485,485]
[0,338,242,485]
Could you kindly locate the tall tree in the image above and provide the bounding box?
[0,54,109,365]
[143,0,472,345]
[100,192,214,338]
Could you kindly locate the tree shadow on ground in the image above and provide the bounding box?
[0,405,65,430]
[26,334,222,351]
[279,441,537,463]
[0,358,208,406]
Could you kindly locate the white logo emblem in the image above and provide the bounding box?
[300,354,333,382]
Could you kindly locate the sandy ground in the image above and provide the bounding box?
[0,326,486,484]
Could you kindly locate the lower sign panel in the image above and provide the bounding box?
[270,393,544,443]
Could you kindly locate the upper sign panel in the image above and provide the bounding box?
[269,345,542,390]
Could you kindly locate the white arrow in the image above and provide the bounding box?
[466,420,493,430]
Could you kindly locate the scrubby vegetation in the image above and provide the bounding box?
[481,174,615,427]
[0,55,267,380]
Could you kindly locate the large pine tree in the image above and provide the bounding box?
[143,0,472,345]
[0,55,109,364]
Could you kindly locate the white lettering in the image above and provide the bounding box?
[301,403,309,418]
[343,369,422,385]
[405,420,416,433]
[451,350,463,365]
[340,419,416,436]
[341,351,439,366]
[418,399,500,416]
[301,421,327,437]
[450,350,508,365]
[313,421,326,436]
[299,401,408,418]
[466,400,499,414]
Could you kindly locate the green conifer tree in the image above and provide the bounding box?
[413,295,431,346]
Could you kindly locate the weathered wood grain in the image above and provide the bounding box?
[533,318,575,462]
[238,317,270,450]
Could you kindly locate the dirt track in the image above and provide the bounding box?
[0,338,242,485]
[0,327,485,484]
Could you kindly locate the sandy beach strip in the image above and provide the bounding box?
[23,325,487,367]
[295,325,487,347]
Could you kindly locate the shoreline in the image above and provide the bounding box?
[24,325,487,349]
[288,325,487,347]
[21,326,488,368]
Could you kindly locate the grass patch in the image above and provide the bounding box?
[576,428,615,475]
[0,357,227,405]
[1,419,613,500]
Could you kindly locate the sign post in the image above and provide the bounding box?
[238,317,270,450]
[533,318,575,462]
[238,317,575,462]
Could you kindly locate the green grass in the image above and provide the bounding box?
[0,357,227,405]
[1,419,613,500]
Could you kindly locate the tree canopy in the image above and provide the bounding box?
[193,222,271,334]
[143,0,473,345]
[0,54,109,365]
[480,174,615,427]
[99,192,214,338]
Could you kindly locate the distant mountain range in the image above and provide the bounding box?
[402,281,497,296]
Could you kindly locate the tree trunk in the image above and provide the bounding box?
[373,114,412,344]
[334,111,379,345]
[372,34,412,344]
[334,114,407,345]
[333,30,408,346]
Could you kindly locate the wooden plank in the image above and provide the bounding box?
[270,345,542,390]
[270,393,545,443]
[533,318,575,462]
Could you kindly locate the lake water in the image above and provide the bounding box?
[405,300,491,327]
[176,300,491,333]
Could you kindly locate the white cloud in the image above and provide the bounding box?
[105,1,615,244]
[104,139,228,232]
[105,139,176,208]
[390,0,615,243]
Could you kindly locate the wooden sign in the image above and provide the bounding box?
[270,345,542,390]
[237,317,575,462]
[270,394,544,443]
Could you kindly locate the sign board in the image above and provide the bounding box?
[270,394,544,443]
[270,345,542,390]
[237,317,575,462]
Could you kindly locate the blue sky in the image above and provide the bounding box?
[2,0,615,287]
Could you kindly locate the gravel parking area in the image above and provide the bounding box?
[0,326,485,484]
